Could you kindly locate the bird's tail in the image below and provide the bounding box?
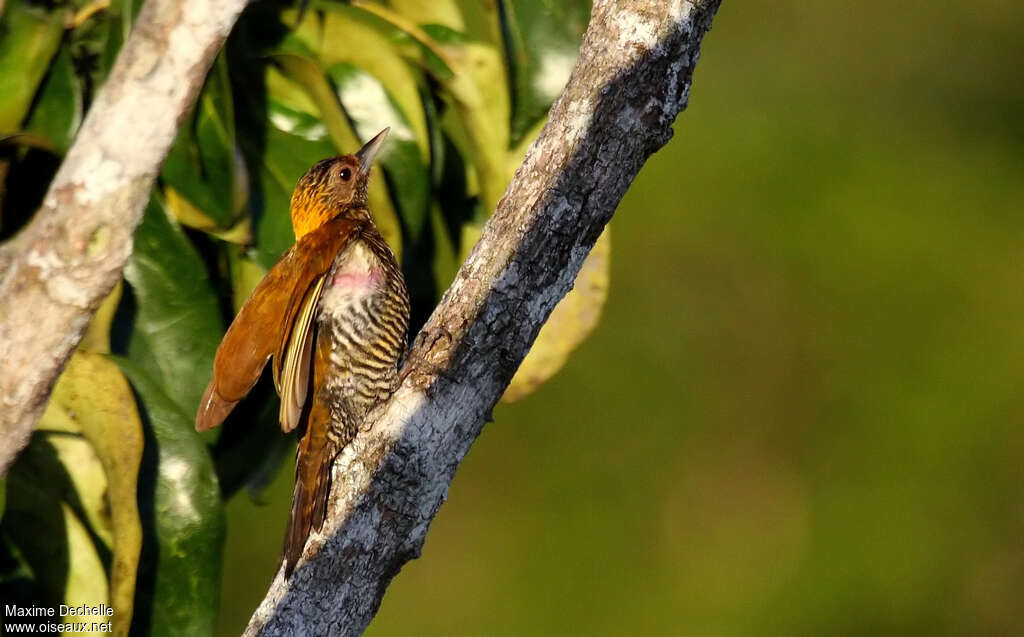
[282,403,338,579]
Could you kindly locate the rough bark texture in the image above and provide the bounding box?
[0,0,250,475]
[245,1,723,635]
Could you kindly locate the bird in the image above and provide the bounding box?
[194,128,410,578]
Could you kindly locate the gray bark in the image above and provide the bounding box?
[0,0,250,474]
[244,0,723,634]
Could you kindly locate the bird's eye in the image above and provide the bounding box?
[339,167,352,181]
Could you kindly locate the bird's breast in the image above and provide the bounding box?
[315,235,408,416]
[318,242,383,320]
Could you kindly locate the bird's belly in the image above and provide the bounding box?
[319,307,401,416]
[316,242,402,413]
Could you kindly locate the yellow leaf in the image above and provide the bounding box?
[61,502,111,627]
[229,246,268,314]
[79,281,121,354]
[315,7,430,161]
[40,353,145,637]
[165,186,253,243]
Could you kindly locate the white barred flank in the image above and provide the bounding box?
[318,227,409,444]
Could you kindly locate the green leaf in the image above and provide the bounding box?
[344,1,456,80]
[122,196,224,417]
[0,0,68,133]
[210,376,294,500]
[99,1,132,85]
[420,23,510,215]
[258,61,403,262]
[247,87,338,268]
[162,54,249,230]
[0,528,37,606]
[314,6,430,160]
[17,433,112,623]
[227,245,267,314]
[432,131,477,275]
[270,49,363,153]
[498,0,590,145]
[385,0,466,32]
[328,62,431,240]
[114,357,225,637]
[24,44,82,154]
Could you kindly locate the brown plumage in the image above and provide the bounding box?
[195,129,409,578]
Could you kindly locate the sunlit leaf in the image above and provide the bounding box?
[39,351,145,635]
[35,430,110,553]
[60,502,110,623]
[498,0,590,144]
[328,62,430,240]
[2,435,104,613]
[346,1,457,81]
[164,187,253,244]
[271,47,361,152]
[384,0,465,32]
[80,279,122,354]
[314,6,430,160]
[114,357,224,637]
[5,344,145,632]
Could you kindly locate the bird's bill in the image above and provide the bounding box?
[356,127,390,177]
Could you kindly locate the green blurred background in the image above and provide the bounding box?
[219,1,1024,635]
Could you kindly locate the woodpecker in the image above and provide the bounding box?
[195,129,409,578]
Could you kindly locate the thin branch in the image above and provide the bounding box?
[0,0,250,474]
[244,0,723,634]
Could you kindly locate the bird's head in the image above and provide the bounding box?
[289,127,389,239]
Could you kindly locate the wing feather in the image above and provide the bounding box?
[279,274,326,433]
[195,216,363,431]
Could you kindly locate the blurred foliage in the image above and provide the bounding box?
[0,0,597,632]
[226,2,1024,636]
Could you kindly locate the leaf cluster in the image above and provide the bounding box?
[0,0,599,631]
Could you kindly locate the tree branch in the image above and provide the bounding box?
[244,0,723,634]
[0,0,249,474]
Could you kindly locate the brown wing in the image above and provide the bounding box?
[195,216,364,431]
